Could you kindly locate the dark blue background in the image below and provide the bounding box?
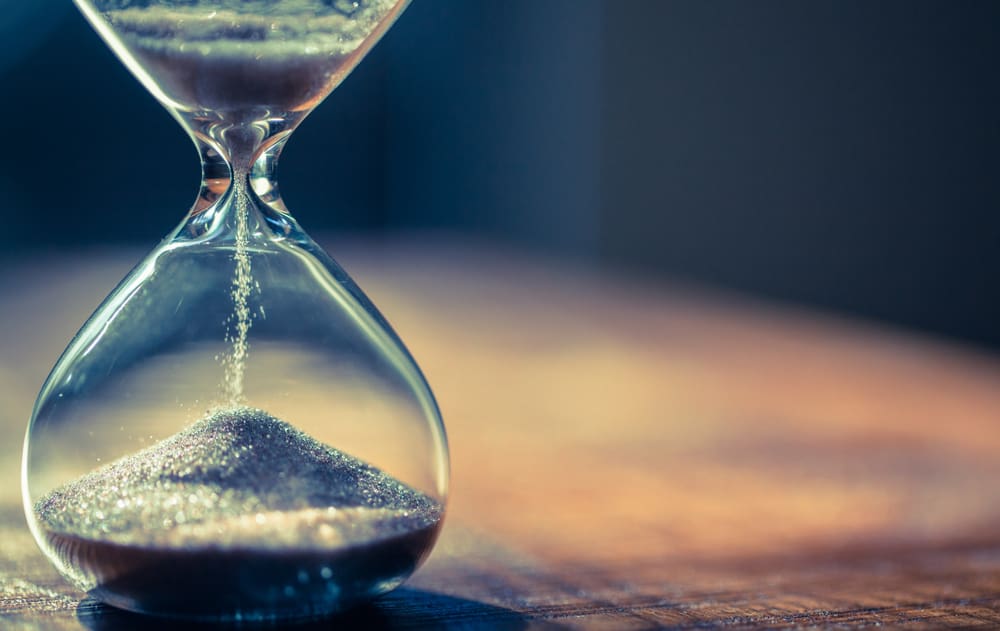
[2,1,998,349]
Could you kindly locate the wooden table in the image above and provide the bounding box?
[1,238,998,629]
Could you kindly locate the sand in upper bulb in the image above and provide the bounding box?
[33,408,443,620]
[104,1,406,114]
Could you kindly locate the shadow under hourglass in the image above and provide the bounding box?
[75,588,548,630]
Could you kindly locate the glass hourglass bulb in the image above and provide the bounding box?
[21,0,448,621]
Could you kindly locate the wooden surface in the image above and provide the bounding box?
[1,238,999,629]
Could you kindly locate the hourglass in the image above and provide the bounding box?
[21,0,448,621]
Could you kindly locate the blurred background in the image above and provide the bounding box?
[1,0,999,350]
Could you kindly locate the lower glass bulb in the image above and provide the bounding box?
[21,170,449,620]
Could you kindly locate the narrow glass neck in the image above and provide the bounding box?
[173,113,302,242]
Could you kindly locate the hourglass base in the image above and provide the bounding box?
[43,524,441,620]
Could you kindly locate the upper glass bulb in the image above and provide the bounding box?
[22,0,448,622]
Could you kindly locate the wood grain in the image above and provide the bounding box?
[1,239,998,629]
